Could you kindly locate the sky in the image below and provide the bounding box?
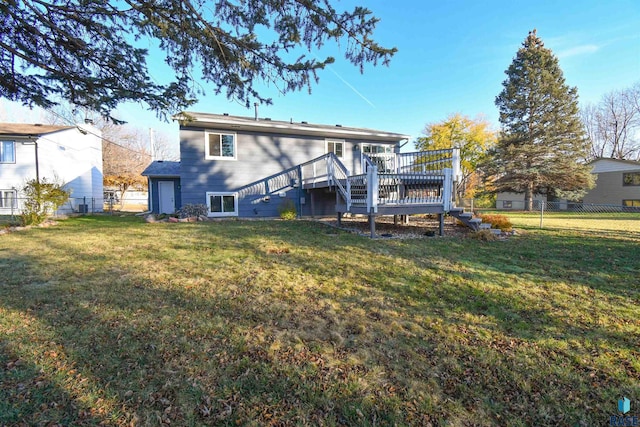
[1,0,639,154]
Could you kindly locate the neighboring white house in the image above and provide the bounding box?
[0,123,103,214]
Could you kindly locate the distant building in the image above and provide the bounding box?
[0,123,103,214]
[495,157,640,209]
[583,158,640,208]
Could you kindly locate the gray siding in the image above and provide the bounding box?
[583,170,640,205]
[180,126,392,217]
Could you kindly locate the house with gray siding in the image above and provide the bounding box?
[495,158,640,210]
[143,112,467,234]
[583,158,640,208]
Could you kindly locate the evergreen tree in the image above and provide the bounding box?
[487,30,594,210]
[0,1,395,122]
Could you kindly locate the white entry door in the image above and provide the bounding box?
[158,181,175,214]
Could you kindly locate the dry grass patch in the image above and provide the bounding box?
[0,215,638,425]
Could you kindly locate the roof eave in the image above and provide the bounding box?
[174,113,410,142]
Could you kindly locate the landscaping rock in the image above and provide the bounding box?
[145,214,156,223]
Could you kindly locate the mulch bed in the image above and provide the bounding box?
[317,215,473,239]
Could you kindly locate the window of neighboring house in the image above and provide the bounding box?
[326,139,344,158]
[205,132,236,160]
[502,200,513,209]
[206,192,238,217]
[623,199,640,207]
[623,172,640,186]
[0,141,15,163]
[0,189,16,208]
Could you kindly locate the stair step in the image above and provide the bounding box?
[479,223,492,230]
[457,213,473,219]
[468,218,482,224]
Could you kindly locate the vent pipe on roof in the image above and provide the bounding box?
[254,102,259,121]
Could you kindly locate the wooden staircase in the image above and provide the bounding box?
[449,207,491,232]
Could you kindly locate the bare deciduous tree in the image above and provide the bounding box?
[44,104,178,205]
[582,84,640,161]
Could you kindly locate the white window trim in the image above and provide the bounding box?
[0,141,16,163]
[206,191,239,217]
[205,131,237,160]
[0,189,17,209]
[325,139,345,158]
[361,143,394,154]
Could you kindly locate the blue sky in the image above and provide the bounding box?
[2,0,639,151]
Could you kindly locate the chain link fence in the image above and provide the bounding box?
[494,199,640,213]
[0,196,149,222]
[467,199,640,231]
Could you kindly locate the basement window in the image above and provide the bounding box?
[0,189,16,208]
[206,192,238,217]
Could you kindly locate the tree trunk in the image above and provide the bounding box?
[524,182,533,211]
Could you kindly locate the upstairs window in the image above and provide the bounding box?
[205,132,236,160]
[0,141,15,163]
[326,139,344,158]
[623,172,640,186]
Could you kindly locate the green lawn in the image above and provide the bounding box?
[493,210,640,233]
[1,216,638,426]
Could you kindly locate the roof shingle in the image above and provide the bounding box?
[142,161,181,177]
[0,123,74,136]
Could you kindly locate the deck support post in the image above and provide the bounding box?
[310,190,316,218]
[337,211,342,227]
[393,215,398,225]
[369,213,376,238]
[438,213,444,236]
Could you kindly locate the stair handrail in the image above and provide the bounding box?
[299,153,333,187]
[326,153,351,210]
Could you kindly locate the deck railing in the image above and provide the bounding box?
[237,148,459,215]
[394,148,460,177]
[377,173,445,205]
[360,149,459,211]
[299,153,351,207]
[300,154,332,188]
